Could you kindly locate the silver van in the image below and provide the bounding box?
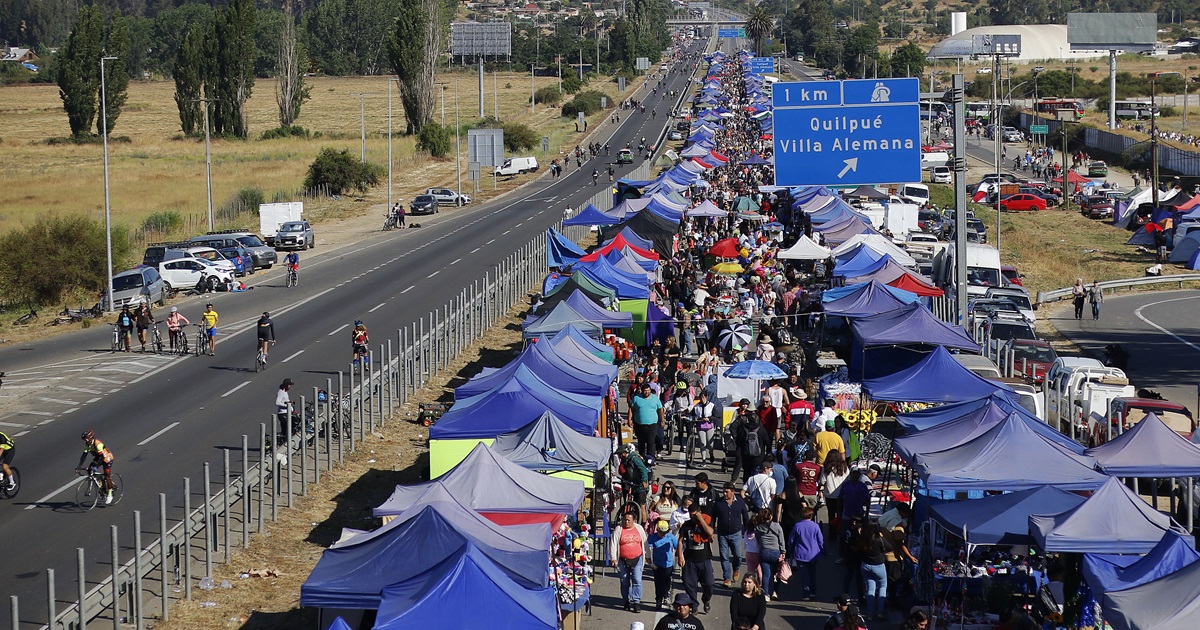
[190,231,277,270]
[104,266,166,311]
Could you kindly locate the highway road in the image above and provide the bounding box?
[0,41,708,629]
[1053,289,1200,415]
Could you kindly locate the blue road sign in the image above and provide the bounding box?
[718,28,746,38]
[747,57,775,73]
[772,78,921,186]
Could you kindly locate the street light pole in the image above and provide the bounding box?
[100,55,118,312]
[359,93,367,162]
[455,79,462,195]
[388,79,395,212]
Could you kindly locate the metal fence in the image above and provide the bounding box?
[24,230,554,630]
[1015,112,1200,178]
[1036,273,1200,304]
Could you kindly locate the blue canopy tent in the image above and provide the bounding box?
[897,393,1024,431]
[823,281,918,318]
[1102,558,1200,630]
[929,486,1087,547]
[607,198,652,220]
[1083,532,1200,595]
[644,301,676,346]
[546,324,613,362]
[606,250,657,278]
[491,411,612,471]
[1085,412,1200,477]
[687,199,727,218]
[545,229,586,268]
[1030,477,1194,553]
[542,272,616,304]
[602,228,655,252]
[896,402,1090,464]
[818,216,877,246]
[562,204,621,227]
[301,503,550,609]
[371,547,557,630]
[914,413,1108,491]
[455,339,614,400]
[851,304,980,379]
[374,442,586,517]
[573,256,651,299]
[529,289,632,330]
[834,251,890,279]
[430,365,603,439]
[864,346,1011,402]
[522,302,604,340]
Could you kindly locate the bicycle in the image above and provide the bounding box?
[194,324,211,357]
[170,327,189,355]
[255,340,272,372]
[383,215,398,231]
[74,465,123,511]
[0,466,20,499]
[149,322,165,354]
[13,309,37,326]
[285,265,298,288]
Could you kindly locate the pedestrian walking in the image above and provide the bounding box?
[729,574,767,630]
[648,520,680,609]
[1088,280,1103,320]
[752,508,786,601]
[788,505,825,600]
[678,506,716,614]
[713,482,750,587]
[610,511,648,612]
[1072,278,1086,320]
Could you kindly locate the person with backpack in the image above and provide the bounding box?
[736,408,771,484]
[619,444,651,510]
[115,305,135,352]
[743,461,777,513]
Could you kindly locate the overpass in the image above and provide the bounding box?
[666,19,745,27]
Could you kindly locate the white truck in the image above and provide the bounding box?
[859,196,919,238]
[932,242,1003,301]
[1043,358,1135,445]
[259,202,304,247]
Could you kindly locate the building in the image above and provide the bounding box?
[927,25,1110,63]
[1,47,39,64]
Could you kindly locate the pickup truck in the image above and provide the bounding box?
[1091,396,1196,446]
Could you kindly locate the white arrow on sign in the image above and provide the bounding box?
[837,158,859,179]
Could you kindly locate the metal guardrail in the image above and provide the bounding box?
[1036,274,1200,304]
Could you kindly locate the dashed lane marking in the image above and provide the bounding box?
[221,381,252,398]
[281,350,305,364]
[368,302,386,313]
[138,422,180,446]
[328,324,349,336]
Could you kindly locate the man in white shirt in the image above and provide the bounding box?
[275,378,294,443]
[815,398,838,434]
[742,462,777,512]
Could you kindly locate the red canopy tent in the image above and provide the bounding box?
[1052,170,1091,185]
[579,233,660,262]
[889,272,944,297]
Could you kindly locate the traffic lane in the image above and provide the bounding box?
[1051,290,1200,413]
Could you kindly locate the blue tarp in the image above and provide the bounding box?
[574,255,652,299]
[645,301,675,345]
[301,504,550,609]
[431,364,602,439]
[492,411,613,471]
[1085,412,1200,477]
[374,443,586,517]
[896,401,1092,465]
[544,325,614,363]
[545,229,585,268]
[562,204,620,227]
[864,346,1013,403]
[602,228,654,251]
[372,547,557,630]
[1102,550,1200,630]
[897,393,1025,431]
[822,281,918,317]
[834,250,890,278]
[852,303,980,351]
[929,486,1087,546]
[606,249,657,276]
[456,337,615,400]
[1084,532,1200,595]
[522,302,604,340]
[915,412,1109,492]
[529,289,631,330]
[1031,477,1194,553]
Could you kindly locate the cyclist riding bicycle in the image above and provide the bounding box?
[592,169,599,185]
[115,305,135,352]
[0,431,15,490]
[284,250,299,272]
[275,378,294,443]
[257,311,276,361]
[77,430,116,504]
[200,303,219,355]
[351,320,370,364]
[165,306,189,351]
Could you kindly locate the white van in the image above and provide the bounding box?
[920,152,950,170]
[897,183,930,206]
[935,243,1002,300]
[494,157,539,176]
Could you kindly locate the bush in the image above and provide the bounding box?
[140,210,183,233]
[534,86,562,105]
[303,148,384,195]
[561,73,585,94]
[1159,106,1179,118]
[417,123,453,158]
[562,90,607,118]
[260,125,311,140]
[0,215,133,306]
[501,121,538,152]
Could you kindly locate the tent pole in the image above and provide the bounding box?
[1188,478,1194,533]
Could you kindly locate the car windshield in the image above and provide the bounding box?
[967,267,1001,286]
[1013,344,1056,363]
[236,235,266,247]
[280,223,305,232]
[112,274,145,291]
[194,250,220,262]
[990,322,1036,341]
[996,294,1032,310]
[416,196,435,203]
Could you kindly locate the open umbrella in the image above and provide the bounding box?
[708,238,741,258]
[723,360,787,380]
[710,261,745,275]
[717,324,752,351]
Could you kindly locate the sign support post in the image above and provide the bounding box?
[951,73,970,326]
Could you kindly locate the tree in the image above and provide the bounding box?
[173,24,205,135]
[57,6,105,138]
[387,0,445,134]
[844,22,881,79]
[211,0,256,137]
[275,3,310,128]
[98,11,131,136]
[889,40,926,78]
[745,8,774,57]
[0,214,132,306]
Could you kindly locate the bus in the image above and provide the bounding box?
[1035,98,1084,120]
[920,100,950,121]
[1113,99,1159,120]
[965,102,992,122]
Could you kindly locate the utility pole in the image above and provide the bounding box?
[101,56,118,311]
[388,79,398,212]
[192,96,217,233]
[357,93,369,162]
[992,53,1001,253]
[1150,76,1160,207]
[950,73,970,325]
[455,79,462,195]
[494,67,499,120]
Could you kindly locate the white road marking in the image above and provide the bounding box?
[368,302,386,313]
[281,350,305,363]
[20,410,54,416]
[1134,295,1200,353]
[138,422,180,446]
[401,286,414,294]
[0,421,30,429]
[37,397,79,406]
[427,271,440,278]
[61,386,104,395]
[14,430,28,437]
[27,476,87,509]
[221,381,252,398]
[450,258,461,265]
[328,323,350,336]
[83,376,125,384]
[470,247,481,254]
[487,239,496,244]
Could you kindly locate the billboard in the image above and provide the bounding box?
[451,22,512,57]
[1067,13,1156,51]
[467,129,505,167]
[971,34,1022,57]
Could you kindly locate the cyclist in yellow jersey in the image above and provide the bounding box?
[200,303,219,355]
[77,429,116,504]
[0,431,15,490]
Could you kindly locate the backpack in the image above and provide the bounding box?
[118,312,133,327]
[0,432,12,449]
[744,426,763,458]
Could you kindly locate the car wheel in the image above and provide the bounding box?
[999,205,1007,212]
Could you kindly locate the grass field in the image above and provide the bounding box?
[0,71,632,241]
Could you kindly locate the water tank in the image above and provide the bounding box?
[951,12,967,36]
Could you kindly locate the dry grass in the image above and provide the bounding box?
[0,72,635,237]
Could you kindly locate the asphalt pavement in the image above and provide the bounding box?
[0,43,708,629]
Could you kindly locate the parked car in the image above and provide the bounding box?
[667,129,684,141]
[218,244,254,276]
[1002,127,1024,142]
[616,148,634,164]
[1080,195,1114,219]
[997,193,1047,212]
[188,231,277,270]
[1087,161,1109,177]
[966,217,988,243]
[409,195,439,216]
[1001,265,1024,287]
[104,266,166,310]
[276,220,315,250]
[931,165,952,184]
[159,258,234,292]
[424,188,471,206]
